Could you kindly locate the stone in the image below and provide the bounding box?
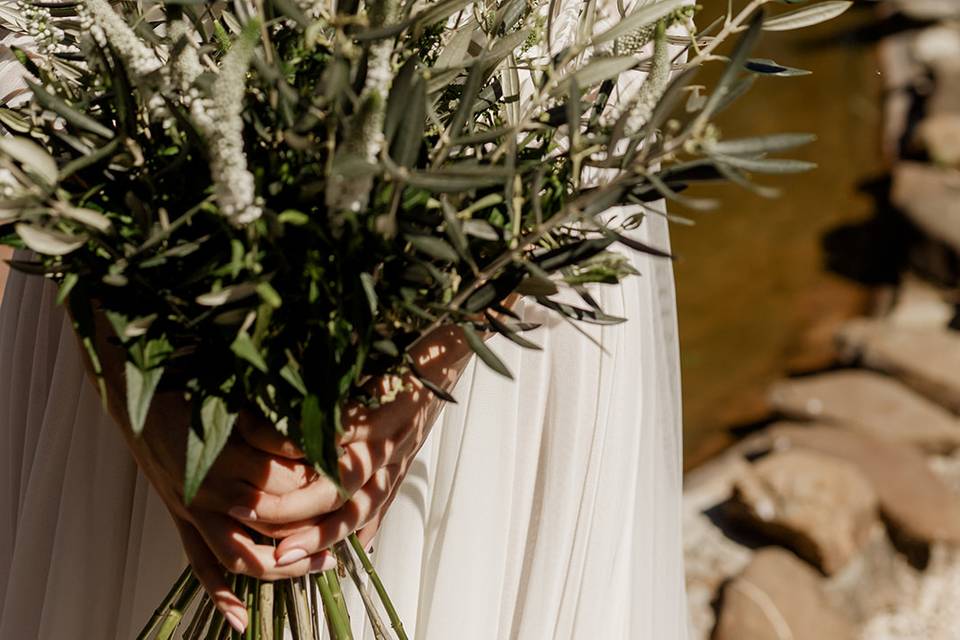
[763,424,960,549]
[883,275,954,331]
[729,450,878,574]
[683,453,755,639]
[917,114,960,166]
[713,548,856,640]
[879,33,925,158]
[913,25,960,68]
[893,0,960,21]
[929,63,960,116]
[684,509,753,640]
[837,318,960,413]
[892,162,960,255]
[826,526,916,628]
[768,370,960,453]
[860,546,960,639]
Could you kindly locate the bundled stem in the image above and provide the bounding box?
[136,566,194,640]
[315,572,354,639]
[348,535,408,640]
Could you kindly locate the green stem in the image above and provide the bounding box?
[326,567,351,633]
[289,577,316,640]
[185,595,215,639]
[258,580,274,640]
[273,582,287,640]
[246,579,259,640]
[136,566,193,640]
[334,541,388,640]
[155,575,201,640]
[348,534,408,640]
[314,572,353,640]
[204,612,226,640]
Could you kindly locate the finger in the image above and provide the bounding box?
[353,468,406,553]
[273,464,400,561]
[245,438,394,524]
[172,516,249,634]
[213,442,319,496]
[190,510,337,580]
[237,413,305,459]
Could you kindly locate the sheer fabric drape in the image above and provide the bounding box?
[0,2,689,636]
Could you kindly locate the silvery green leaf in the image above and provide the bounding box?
[195,282,259,306]
[462,219,500,240]
[484,311,542,350]
[54,204,112,232]
[405,235,460,263]
[711,153,817,174]
[434,22,476,69]
[714,162,782,199]
[26,80,114,139]
[0,108,29,133]
[515,275,559,296]
[123,314,158,339]
[461,323,513,379]
[555,57,638,95]
[745,58,811,77]
[15,223,86,255]
[709,133,816,156]
[402,170,507,192]
[536,296,627,325]
[360,272,378,315]
[0,138,58,186]
[184,396,237,503]
[763,1,853,31]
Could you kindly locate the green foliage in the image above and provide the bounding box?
[0,0,850,496]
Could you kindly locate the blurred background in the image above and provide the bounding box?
[677,3,884,468]
[680,2,960,639]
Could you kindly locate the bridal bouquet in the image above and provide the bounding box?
[0,0,850,636]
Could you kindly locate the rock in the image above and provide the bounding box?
[763,424,960,550]
[729,449,878,574]
[684,510,753,640]
[929,64,960,116]
[892,162,960,254]
[913,25,960,67]
[917,114,960,166]
[883,275,954,331]
[930,451,960,495]
[826,526,916,628]
[713,548,857,640]
[860,546,960,639]
[837,319,960,413]
[683,453,755,639]
[879,33,925,158]
[893,0,960,21]
[769,370,960,453]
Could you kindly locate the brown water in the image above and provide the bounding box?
[675,6,885,466]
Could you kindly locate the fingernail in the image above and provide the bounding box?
[224,610,247,634]
[228,506,257,521]
[277,548,308,566]
[309,553,337,574]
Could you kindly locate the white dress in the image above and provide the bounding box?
[0,6,689,639]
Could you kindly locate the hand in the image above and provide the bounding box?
[226,326,474,568]
[84,316,340,633]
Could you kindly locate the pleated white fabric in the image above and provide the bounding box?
[0,3,689,637]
